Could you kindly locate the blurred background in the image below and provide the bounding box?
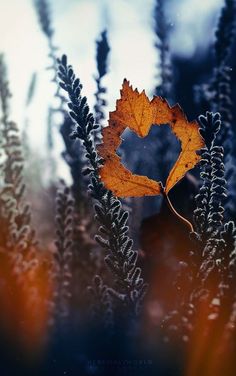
[1,1,236,375]
[0,0,225,181]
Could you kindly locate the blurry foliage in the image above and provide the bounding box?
[93,30,110,144]
[154,0,173,100]
[34,0,85,201]
[0,54,36,251]
[151,0,178,192]
[0,54,53,356]
[0,0,236,375]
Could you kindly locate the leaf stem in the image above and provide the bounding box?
[163,191,194,232]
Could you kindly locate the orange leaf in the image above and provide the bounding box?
[97,79,204,197]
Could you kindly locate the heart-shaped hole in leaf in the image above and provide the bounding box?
[117,124,180,183]
[97,80,205,198]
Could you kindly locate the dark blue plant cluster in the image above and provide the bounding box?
[195,0,236,220]
[57,55,148,318]
[163,112,236,373]
[1,0,236,375]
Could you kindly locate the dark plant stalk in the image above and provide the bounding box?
[191,112,227,300]
[87,275,113,332]
[34,0,85,200]
[195,0,236,218]
[57,55,148,315]
[215,0,236,67]
[93,30,110,145]
[193,112,225,239]
[153,0,173,99]
[151,0,178,197]
[54,182,74,324]
[164,112,230,344]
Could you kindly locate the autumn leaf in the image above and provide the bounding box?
[97,79,204,198]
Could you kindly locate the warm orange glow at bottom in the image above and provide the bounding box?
[0,248,54,357]
[185,294,235,376]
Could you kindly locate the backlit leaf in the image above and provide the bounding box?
[97,79,204,197]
